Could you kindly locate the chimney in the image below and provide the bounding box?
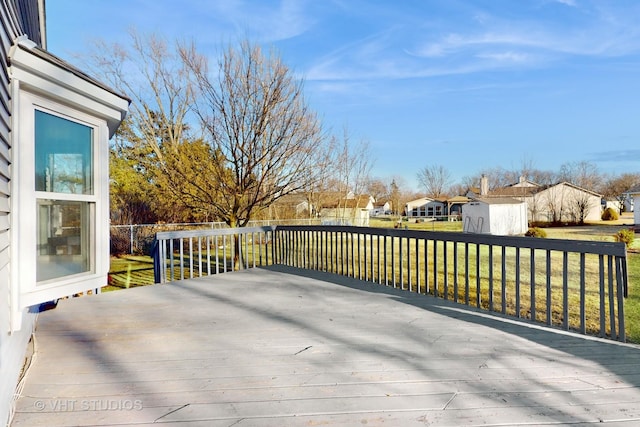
[480,175,488,196]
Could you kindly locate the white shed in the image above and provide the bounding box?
[462,197,528,235]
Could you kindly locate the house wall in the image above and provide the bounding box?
[0,2,41,424]
[320,207,370,226]
[528,183,601,223]
[632,194,640,225]
[407,200,445,217]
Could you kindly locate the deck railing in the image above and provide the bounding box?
[154,225,629,342]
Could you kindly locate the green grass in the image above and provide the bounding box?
[624,252,640,342]
[370,217,463,232]
[106,255,156,291]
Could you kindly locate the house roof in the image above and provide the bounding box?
[486,181,602,199]
[271,193,308,206]
[625,184,640,194]
[473,197,526,205]
[9,37,130,137]
[447,195,470,203]
[324,195,372,209]
[488,185,539,197]
[15,38,131,104]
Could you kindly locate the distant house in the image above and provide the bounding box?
[0,1,129,424]
[370,201,391,216]
[627,185,640,226]
[446,195,470,220]
[622,188,637,212]
[405,197,446,218]
[462,198,528,235]
[320,195,373,226]
[268,193,312,219]
[486,176,602,223]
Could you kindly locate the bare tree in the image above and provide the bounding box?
[417,164,452,198]
[180,40,325,228]
[366,178,390,203]
[89,32,201,222]
[326,127,373,222]
[601,173,640,213]
[557,161,601,190]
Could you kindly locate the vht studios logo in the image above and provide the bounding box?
[34,399,143,412]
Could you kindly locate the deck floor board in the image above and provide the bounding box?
[11,266,640,426]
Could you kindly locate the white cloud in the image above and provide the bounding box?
[555,0,577,7]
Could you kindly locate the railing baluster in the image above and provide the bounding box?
[433,239,438,298]
[180,238,185,280]
[189,237,194,278]
[443,240,448,299]
[464,242,469,305]
[452,241,458,302]
[616,256,626,341]
[383,235,388,286]
[580,253,586,334]
[530,248,536,321]
[476,243,481,308]
[415,238,420,293]
[488,244,493,312]
[515,247,521,318]
[169,239,175,282]
[198,237,203,277]
[562,251,569,331]
[546,250,551,325]
[391,235,396,288]
[598,255,605,338]
[400,237,404,290]
[424,238,429,294]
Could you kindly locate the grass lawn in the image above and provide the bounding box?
[106,255,156,291]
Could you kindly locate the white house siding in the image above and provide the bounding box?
[405,197,445,217]
[523,183,601,223]
[630,190,640,225]
[0,2,41,424]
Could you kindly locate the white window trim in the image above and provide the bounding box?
[14,90,110,304]
[8,38,128,332]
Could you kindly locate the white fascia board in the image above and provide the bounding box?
[8,40,129,137]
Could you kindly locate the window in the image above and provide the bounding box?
[35,111,95,282]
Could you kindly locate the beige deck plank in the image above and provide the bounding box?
[11,266,640,426]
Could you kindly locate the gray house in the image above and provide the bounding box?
[628,185,640,227]
[0,2,128,424]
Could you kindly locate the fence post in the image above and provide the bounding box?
[130,224,134,254]
[152,239,161,283]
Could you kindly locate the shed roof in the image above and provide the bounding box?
[473,197,525,205]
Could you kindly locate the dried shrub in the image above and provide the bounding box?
[525,227,547,238]
[614,229,635,248]
[602,207,619,221]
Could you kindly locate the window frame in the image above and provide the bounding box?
[13,89,110,308]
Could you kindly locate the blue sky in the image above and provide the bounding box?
[46,0,640,191]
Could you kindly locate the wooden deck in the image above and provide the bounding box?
[11,266,640,426]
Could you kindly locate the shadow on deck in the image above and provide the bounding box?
[11,266,640,426]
